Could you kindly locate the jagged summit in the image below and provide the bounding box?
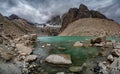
[60,4,107,31]
[46,15,61,25]
[79,4,89,11]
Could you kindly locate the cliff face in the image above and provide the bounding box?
[60,4,107,31]
[0,13,36,36]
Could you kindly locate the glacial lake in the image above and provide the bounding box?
[34,36,120,66]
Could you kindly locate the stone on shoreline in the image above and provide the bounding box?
[112,49,120,57]
[69,66,82,72]
[25,55,37,62]
[104,41,113,48]
[73,41,83,47]
[45,54,72,65]
[114,42,120,49]
[91,35,106,44]
[107,55,114,62]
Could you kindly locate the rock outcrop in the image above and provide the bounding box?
[60,4,108,32]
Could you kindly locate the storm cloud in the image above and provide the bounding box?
[0,0,120,23]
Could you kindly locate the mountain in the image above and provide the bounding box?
[59,18,120,37]
[8,14,21,20]
[0,13,36,36]
[60,4,110,32]
[46,15,61,25]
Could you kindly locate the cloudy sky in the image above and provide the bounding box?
[0,0,120,23]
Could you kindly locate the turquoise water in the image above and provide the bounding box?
[34,36,120,66]
[38,36,94,42]
[33,36,120,73]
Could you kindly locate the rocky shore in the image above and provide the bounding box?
[0,33,120,74]
[0,33,38,74]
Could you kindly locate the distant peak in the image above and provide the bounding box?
[79,4,89,11]
[9,14,21,20]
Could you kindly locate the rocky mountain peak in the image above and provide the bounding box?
[79,4,89,11]
[47,15,61,25]
[60,4,108,32]
[9,14,21,20]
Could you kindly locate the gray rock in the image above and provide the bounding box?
[94,42,105,47]
[107,55,114,62]
[69,66,82,72]
[73,41,83,47]
[105,41,113,48]
[45,54,72,64]
[114,42,120,49]
[110,57,120,68]
[56,72,65,74]
[0,62,22,74]
[25,55,37,62]
[112,49,120,57]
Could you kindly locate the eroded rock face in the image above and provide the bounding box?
[60,4,107,32]
[45,54,72,65]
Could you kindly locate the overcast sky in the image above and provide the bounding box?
[0,0,120,23]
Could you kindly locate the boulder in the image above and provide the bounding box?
[0,36,3,44]
[98,51,106,56]
[107,55,114,62]
[45,54,72,64]
[58,47,66,50]
[25,55,37,62]
[104,41,113,48]
[73,41,83,47]
[1,52,14,61]
[15,34,37,48]
[110,57,120,68]
[30,34,37,40]
[46,43,51,46]
[56,72,65,74]
[114,42,120,49]
[69,66,82,72]
[16,44,33,55]
[112,49,120,57]
[91,35,106,44]
[94,42,105,47]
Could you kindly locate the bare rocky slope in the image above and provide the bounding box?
[0,13,36,36]
[59,18,120,37]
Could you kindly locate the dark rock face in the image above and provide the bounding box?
[90,10,106,19]
[8,14,21,20]
[47,15,61,25]
[60,4,107,32]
